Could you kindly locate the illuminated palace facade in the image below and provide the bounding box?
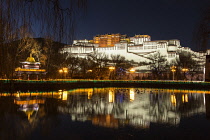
[60,34,206,78]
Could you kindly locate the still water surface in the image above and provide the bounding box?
[1,87,210,140]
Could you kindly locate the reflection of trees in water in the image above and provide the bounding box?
[149,91,173,122]
[111,103,125,117]
[176,93,205,116]
[0,113,32,140]
[149,90,180,125]
[67,94,94,115]
[66,93,112,116]
[149,90,205,124]
[40,98,64,137]
[45,98,59,115]
[111,89,129,117]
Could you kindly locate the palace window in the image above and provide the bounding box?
[144,46,157,49]
[117,46,125,50]
[168,53,176,58]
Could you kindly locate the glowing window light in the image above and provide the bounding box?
[109,90,114,103]
[130,89,135,101]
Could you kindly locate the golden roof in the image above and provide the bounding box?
[26,56,36,62]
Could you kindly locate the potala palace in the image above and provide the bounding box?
[60,34,207,80]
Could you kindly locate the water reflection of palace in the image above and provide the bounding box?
[0,88,208,129]
[57,88,207,128]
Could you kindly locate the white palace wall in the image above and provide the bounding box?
[60,36,206,72]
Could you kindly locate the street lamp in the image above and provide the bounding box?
[109,66,115,71]
[170,66,176,81]
[59,67,68,79]
[129,68,135,73]
[182,68,189,81]
[87,69,93,79]
[109,66,115,80]
[129,68,135,80]
[182,68,189,72]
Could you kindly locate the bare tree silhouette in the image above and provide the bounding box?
[0,0,87,78]
[193,7,210,51]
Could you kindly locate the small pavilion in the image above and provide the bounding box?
[15,54,47,80]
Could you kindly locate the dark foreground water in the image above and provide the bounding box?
[1,87,210,140]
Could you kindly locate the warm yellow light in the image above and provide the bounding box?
[16,93,20,98]
[129,89,135,101]
[59,67,68,74]
[14,99,45,105]
[185,94,188,102]
[130,68,135,73]
[88,89,93,99]
[15,68,46,72]
[87,69,93,72]
[109,66,115,71]
[62,91,68,100]
[106,115,111,124]
[171,69,176,72]
[171,66,176,69]
[182,94,188,103]
[170,66,176,72]
[171,95,176,105]
[182,94,185,103]
[63,68,68,73]
[109,90,114,103]
[182,68,189,72]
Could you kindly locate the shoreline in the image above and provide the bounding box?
[1,79,210,92]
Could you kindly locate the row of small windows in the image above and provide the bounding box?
[144,46,157,49]
[144,42,157,45]
[96,47,115,51]
[118,46,125,50]
[85,48,93,51]
[168,40,180,46]
[129,47,143,50]
[157,45,165,48]
[70,46,163,51]
[71,48,79,50]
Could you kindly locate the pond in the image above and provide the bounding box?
[0,87,210,140]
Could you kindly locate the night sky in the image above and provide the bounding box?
[75,0,209,51]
